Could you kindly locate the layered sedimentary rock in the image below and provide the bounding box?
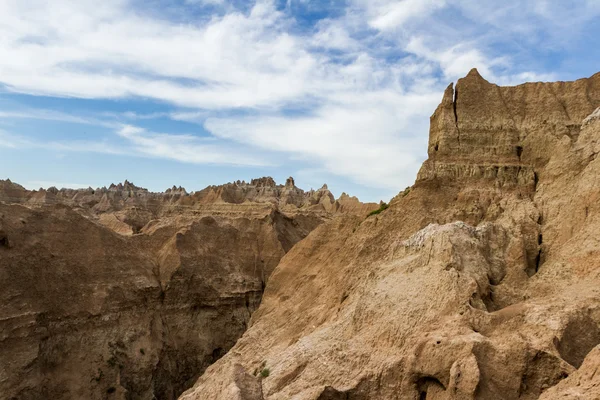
[0,178,376,399]
[0,177,376,235]
[181,70,600,400]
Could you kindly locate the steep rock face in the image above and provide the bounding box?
[0,178,375,399]
[418,69,600,187]
[181,72,600,399]
[0,204,161,399]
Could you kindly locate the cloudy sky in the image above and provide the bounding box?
[0,0,599,202]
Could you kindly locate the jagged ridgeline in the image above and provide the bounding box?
[180,70,600,400]
[0,177,377,399]
[2,68,600,400]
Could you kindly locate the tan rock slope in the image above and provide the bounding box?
[0,177,377,399]
[181,70,600,400]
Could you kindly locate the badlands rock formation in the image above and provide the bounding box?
[0,177,376,399]
[181,70,600,400]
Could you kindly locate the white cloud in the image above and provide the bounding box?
[0,0,321,109]
[185,0,225,5]
[310,19,359,50]
[0,109,116,127]
[0,0,597,198]
[358,0,447,31]
[116,125,272,166]
[0,121,272,167]
[0,129,127,155]
[204,91,439,188]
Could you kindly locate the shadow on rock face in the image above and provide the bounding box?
[316,386,353,400]
[0,231,10,248]
[556,314,600,368]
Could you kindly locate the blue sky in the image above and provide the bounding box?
[0,0,599,202]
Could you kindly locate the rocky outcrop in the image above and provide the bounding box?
[189,177,376,213]
[0,177,379,236]
[0,179,28,203]
[0,178,375,399]
[181,71,600,400]
[539,345,600,399]
[417,68,600,190]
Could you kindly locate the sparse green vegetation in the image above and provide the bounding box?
[260,367,270,378]
[367,202,389,218]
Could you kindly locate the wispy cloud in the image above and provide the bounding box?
[0,109,117,127]
[0,130,19,148]
[0,0,598,198]
[358,0,447,31]
[0,120,272,167]
[0,129,126,155]
[116,125,272,166]
[204,91,438,188]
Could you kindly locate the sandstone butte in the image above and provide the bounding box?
[1,68,600,400]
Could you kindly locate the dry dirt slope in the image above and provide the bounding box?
[181,69,600,400]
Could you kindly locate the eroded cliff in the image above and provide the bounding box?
[180,70,600,400]
[0,177,376,399]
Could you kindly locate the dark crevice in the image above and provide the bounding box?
[211,347,224,363]
[453,88,459,124]
[535,250,542,273]
[516,146,523,161]
[482,275,499,311]
[416,376,446,399]
[453,87,460,146]
[534,172,539,190]
[526,247,543,278]
[317,386,353,400]
[340,292,349,304]
[535,229,544,274]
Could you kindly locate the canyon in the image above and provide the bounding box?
[0,177,377,399]
[2,69,600,399]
